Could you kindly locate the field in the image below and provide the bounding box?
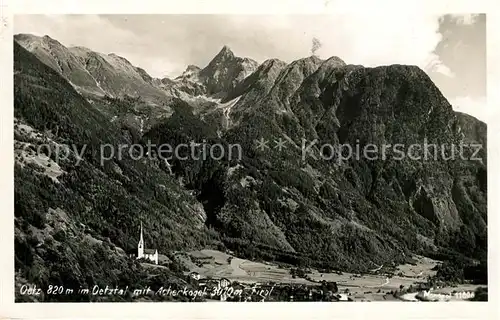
[177,249,311,285]
[174,250,469,301]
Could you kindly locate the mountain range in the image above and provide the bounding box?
[14,34,487,301]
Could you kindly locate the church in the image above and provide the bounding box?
[137,222,158,264]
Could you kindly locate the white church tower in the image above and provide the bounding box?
[137,221,144,259]
[136,221,158,264]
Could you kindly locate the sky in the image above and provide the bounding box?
[14,14,487,121]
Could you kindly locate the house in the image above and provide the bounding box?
[334,293,349,301]
[189,272,201,281]
[219,278,231,288]
[136,222,158,264]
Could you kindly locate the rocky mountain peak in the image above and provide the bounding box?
[217,45,235,59]
[198,46,259,96]
[186,64,201,72]
[107,53,134,66]
[70,45,93,53]
[176,64,201,79]
[14,33,36,41]
[40,35,67,49]
[322,56,347,67]
[205,46,238,68]
[293,55,324,68]
[15,33,62,51]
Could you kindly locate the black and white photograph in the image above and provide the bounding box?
[8,8,490,310]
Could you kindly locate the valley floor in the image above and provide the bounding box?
[173,250,484,302]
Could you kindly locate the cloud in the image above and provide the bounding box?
[424,53,456,77]
[311,37,322,56]
[447,14,481,25]
[430,14,486,104]
[449,96,489,122]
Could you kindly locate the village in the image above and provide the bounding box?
[133,224,483,302]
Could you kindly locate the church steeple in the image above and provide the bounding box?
[139,221,144,246]
[135,221,158,264]
[137,221,144,258]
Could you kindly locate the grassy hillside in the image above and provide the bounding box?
[14,42,219,301]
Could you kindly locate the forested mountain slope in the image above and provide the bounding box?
[14,41,216,301]
[14,34,487,301]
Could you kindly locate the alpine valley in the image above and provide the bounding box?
[14,34,487,302]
